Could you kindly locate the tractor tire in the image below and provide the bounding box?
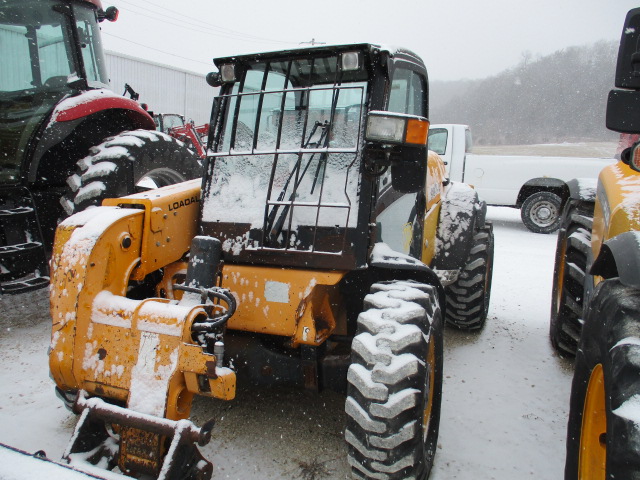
[444,224,494,330]
[345,280,443,480]
[60,130,202,216]
[565,279,640,479]
[549,200,593,356]
[520,191,563,234]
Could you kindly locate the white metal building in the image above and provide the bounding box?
[105,51,217,125]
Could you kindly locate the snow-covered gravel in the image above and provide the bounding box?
[0,206,573,479]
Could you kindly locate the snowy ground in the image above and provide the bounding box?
[0,206,574,479]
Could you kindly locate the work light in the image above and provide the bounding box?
[341,52,361,71]
[220,64,236,83]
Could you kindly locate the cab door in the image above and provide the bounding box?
[375,65,428,257]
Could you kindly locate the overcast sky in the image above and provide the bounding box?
[102,0,638,81]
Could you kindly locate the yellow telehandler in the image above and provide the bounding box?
[550,8,640,479]
[48,44,494,479]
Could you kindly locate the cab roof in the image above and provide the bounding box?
[213,43,425,72]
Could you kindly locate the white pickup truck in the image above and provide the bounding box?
[427,124,615,233]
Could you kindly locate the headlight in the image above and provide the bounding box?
[366,114,405,143]
[365,112,429,145]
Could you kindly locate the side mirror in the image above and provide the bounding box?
[607,89,640,133]
[206,72,222,87]
[98,6,119,22]
[607,8,640,133]
[615,8,640,89]
[364,111,429,193]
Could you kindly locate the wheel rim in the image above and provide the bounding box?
[136,168,188,191]
[554,238,567,317]
[483,238,494,318]
[579,364,606,480]
[530,200,559,228]
[423,331,436,444]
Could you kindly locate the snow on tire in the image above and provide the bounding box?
[565,279,640,478]
[549,200,593,356]
[345,280,443,480]
[60,129,202,216]
[444,225,494,330]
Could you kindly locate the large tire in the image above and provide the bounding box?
[520,191,563,234]
[444,224,494,330]
[60,130,202,216]
[549,200,593,356]
[565,279,640,479]
[345,280,443,480]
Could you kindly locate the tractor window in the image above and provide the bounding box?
[428,128,448,155]
[0,0,78,185]
[72,4,108,86]
[156,114,185,133]
[388,68,426,117]
[0,2,73,92]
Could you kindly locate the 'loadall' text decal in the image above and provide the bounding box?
[168,195,200,212]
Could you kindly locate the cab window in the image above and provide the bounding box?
[428,128,448,155]
[465,128,473,153]
[388,67,426,117]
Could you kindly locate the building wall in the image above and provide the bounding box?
[105,51,217,125]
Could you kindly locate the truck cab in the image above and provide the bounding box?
[427,123,472,179]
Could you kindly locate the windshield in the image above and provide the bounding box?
[0,0,107,93]
[202,56,368,264]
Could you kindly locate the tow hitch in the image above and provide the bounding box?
[65,391,215,480]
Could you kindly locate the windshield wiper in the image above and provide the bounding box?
[265,120,330,245]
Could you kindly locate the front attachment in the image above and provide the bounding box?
[64,391,214,480]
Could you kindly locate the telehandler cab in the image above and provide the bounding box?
[49,44,494,479]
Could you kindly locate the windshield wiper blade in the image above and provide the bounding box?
[265,121,329,245]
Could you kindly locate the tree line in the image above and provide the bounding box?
[429,41,619,145]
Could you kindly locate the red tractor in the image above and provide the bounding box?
[0,0,203,293]
[154,112,209,159]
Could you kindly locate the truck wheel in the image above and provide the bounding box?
[549,200,593,356]
[565,279,640,479]
[520,191,562,234]
[345,280,443,480]
[60,130,202,215]
[444,225,494,330]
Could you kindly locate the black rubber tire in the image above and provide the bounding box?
[444,224,494,330]
[549,200,594,356]
[345,280,443,480]
[60,130,202,216]
[520,191,563,234]
[565,279,640,479]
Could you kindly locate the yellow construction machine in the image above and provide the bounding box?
[48,44,494,479]
[550,8,640,479]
